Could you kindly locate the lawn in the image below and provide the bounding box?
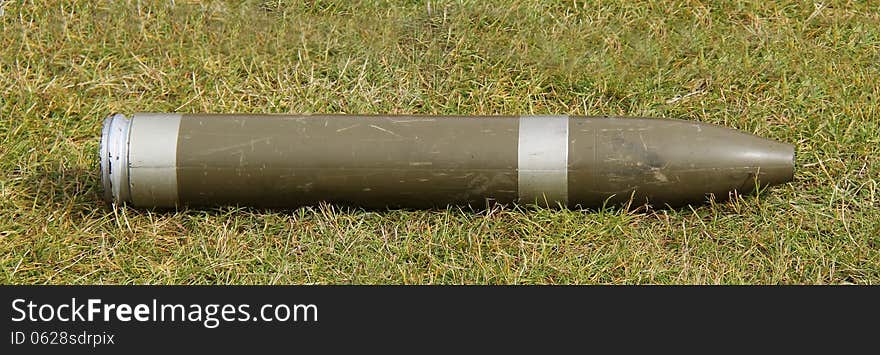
[1,0,878,284]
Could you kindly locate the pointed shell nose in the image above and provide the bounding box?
[567,117,796,208]
[744,140,795,188]
[687,125,795,192]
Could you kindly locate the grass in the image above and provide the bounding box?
[1,0,878,284]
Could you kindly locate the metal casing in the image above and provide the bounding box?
[100,113,795,209]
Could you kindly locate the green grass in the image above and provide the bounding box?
[1,0,878,284]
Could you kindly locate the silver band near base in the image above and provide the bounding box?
[127,113,182,207]
[517,115,569,207]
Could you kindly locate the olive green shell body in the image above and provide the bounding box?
[100,113,794,209]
